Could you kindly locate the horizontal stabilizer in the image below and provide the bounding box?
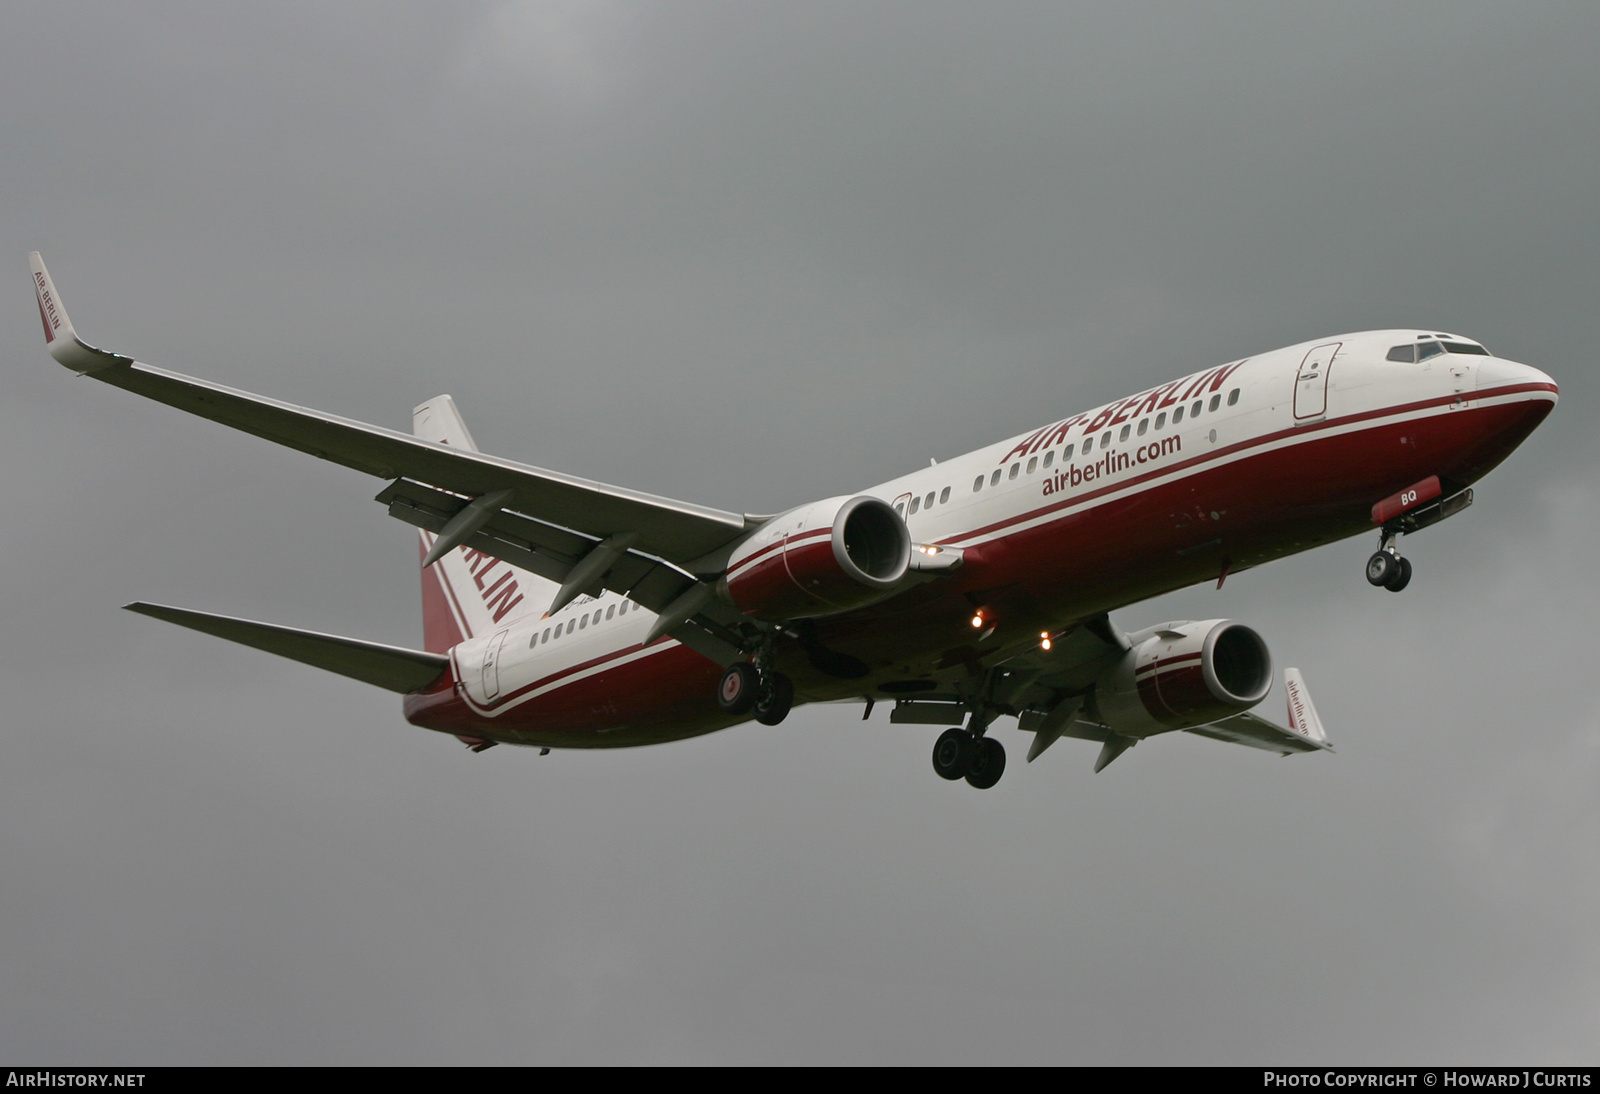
[125,602,449,693]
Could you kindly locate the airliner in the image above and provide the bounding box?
[30,253,1558,787]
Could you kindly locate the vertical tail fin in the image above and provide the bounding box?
[411,396,551,653]
[412,393,482,451]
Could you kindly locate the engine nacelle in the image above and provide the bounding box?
[722,495,911,621]
[1093,619,1272,737]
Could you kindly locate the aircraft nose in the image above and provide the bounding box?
[1476,355,1558,399]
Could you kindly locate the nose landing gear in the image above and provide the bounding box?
[1365,531,1413,592]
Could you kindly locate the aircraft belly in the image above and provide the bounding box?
[404,639,731,749]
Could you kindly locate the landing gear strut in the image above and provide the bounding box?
[1365,530,1412,593]
[930,727,1007,789]
[716,661,795,725]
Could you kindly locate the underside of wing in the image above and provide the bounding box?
[1185,710,1333,755]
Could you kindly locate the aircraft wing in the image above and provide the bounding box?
[30,253,753,567]
[1185,710,1332,755]
[1185,667,1332,756]
[377,473,750,666]
[1004,621,1331,769]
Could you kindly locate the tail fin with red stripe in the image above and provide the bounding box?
[411,396,552,652]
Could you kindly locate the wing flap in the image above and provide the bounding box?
[378,477,711,612]
[125,602,449,693]
[377,478,745,666]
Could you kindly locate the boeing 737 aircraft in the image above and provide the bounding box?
[31,253,1558,787]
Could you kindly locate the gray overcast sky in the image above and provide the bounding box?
[3,1,1597,1065]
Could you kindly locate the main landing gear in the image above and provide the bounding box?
[1365,530,1412,593]
[931,727,1007,790]
[716,662,795,726]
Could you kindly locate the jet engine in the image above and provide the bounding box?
[722,495,911,620]
[1092,619,1272,737]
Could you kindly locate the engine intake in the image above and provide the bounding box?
[1093,619,1272,737]
[723,495,911,621]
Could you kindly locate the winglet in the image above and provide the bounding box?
[28,252,131,373]
[1283,667,1329,746]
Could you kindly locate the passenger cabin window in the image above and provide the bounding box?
[1026,457,1037,474]
[606,605,615,620]
[1190,400,1202,417]
[1119,424,1131,442]
[1137,418,1148,436]
[1009,462,1020,480]
[973,475,984,492]
[894,500,906,518]
[1063,443,1074,459]
[939,486,950,504]
[579,615,588,630]
[1100,431,1111,448]
[1173,406,1184,424]
[924,492,935,509]
[990,469,1001,486]
[542,628,551,642]
[909,496,920,514]
[1227,388,1240,406]
[1209,394,1221,412]
[1043,450,1054,468]
[1155,412,1167,429]
[1083,435,1094,453]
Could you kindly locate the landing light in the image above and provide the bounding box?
[970,613,985,629]
[1040,631,1052,651]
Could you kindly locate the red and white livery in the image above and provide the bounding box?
[31,252,1557,786]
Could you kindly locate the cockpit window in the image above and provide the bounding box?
[1390,339,1490,362]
